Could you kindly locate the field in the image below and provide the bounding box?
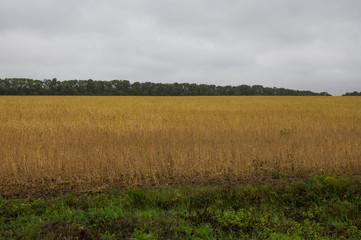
[1,96,361,195]
[1,96,361,239]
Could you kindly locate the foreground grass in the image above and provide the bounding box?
[1,175,361,239]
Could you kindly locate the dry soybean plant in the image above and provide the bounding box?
[0,96,361,190]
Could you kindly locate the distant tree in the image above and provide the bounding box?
[188,83,199,96]
[343,91,361,96]
[43,78,59,94]
[237,85,252,95]
[319,92,332,96]
[77,80,89,95]
[86,79,95,94]
[0,78,332,96]
[131,82,142,95]
[62,80,79,95]
[251,85,264,95]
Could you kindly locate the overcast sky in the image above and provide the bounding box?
[1,0,360,95]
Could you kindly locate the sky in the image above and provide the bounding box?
[1,0,360,95]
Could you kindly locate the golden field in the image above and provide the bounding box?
[1,96,361,191]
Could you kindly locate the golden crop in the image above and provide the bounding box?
[1,96,361,190]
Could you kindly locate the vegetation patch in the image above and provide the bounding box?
[1,175,361,239]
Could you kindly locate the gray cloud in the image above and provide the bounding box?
[1,0,360,95]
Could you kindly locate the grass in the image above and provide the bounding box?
[1,175,361,239]
[1,96,361,194]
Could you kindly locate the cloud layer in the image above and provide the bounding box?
[1,0,360,95]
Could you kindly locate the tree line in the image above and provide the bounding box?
[342,91,361,96]
[0,78,332,96]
